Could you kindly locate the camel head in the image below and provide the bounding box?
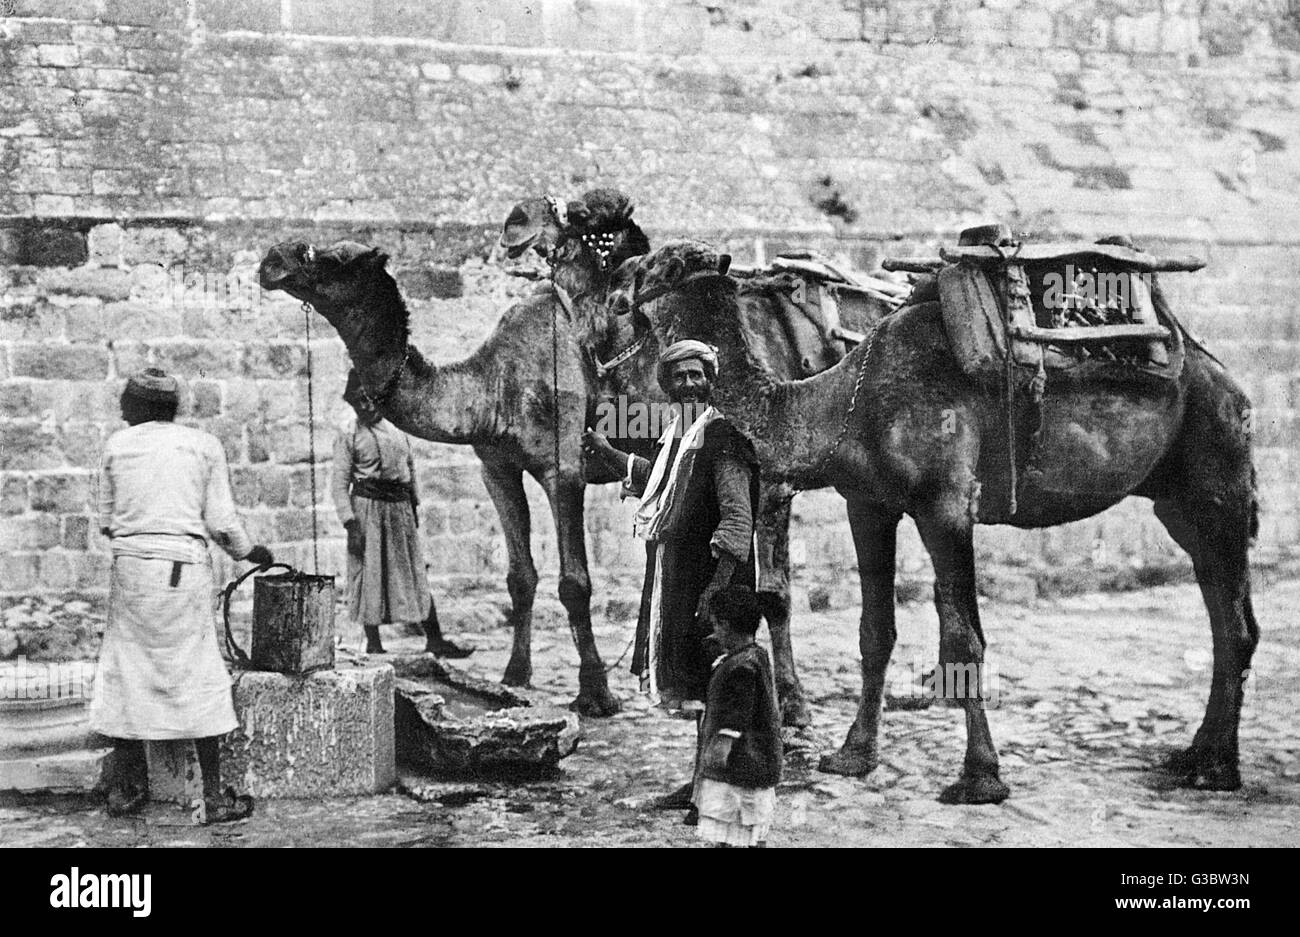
[499,187,651,282]
[621,240,735,350]
[258,240,408,349]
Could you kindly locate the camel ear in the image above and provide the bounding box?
[566,199,592,227]
[717,254,731,275]
[662,255,685,284]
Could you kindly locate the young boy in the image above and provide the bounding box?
[693,584,783,848]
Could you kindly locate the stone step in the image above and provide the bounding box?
[0,747,109,793]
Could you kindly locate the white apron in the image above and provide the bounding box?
[89,554,238,740]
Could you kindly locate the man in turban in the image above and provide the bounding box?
[583,340,760,812]
[331,370,470,657]
[93,367,270,822]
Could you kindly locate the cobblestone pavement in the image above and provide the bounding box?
[2,579,1298,848]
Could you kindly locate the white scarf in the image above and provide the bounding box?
[632,405,721,543]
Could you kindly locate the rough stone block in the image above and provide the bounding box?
[0,514,62,550]
[0,747,109,793]
[149,340,242,379]
[10,344,110,381]
[30,473,92,513]
[144,738,204,810]
[0,554,40,592]
[372,0,455,39]
[87,223,124,268]
[284,0,372,35]
[197,0,282,32]
[447,0,544,47]
[1,477,29,515]
[61,515,90,551]
[60,423,105,469]
[542,0,642,53]
[220,662,396,798]
[102,0,186,28]
[35,267,134,302]
[15,226,89,267]
[36,45,81,69]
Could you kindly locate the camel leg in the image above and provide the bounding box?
[819,497,900,777]
[1153,495,1258,790]
[541,471,620,717]
[914,515,1008,805]
[755,489,812,728]
[478,457,538,688]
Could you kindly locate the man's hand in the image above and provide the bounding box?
[582,428,624,474]
[695,585,721,632]
[245,545,274,567]
[345,519,365,557]
[696,554,738,627]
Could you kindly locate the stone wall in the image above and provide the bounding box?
[2,0,1298,660]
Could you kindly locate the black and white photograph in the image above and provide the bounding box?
[0,0,1295,874]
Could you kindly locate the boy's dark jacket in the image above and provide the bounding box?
[701,643,783,789]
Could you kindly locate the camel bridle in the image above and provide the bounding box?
[296,296,411,411]
[358,343,412,410]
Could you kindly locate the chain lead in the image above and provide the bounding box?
[303,301,320,574]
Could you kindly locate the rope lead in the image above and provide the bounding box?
[303,302,320,573]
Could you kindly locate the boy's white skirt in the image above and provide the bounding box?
[693,778,776,846]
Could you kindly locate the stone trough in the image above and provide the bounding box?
[391,656,580,777]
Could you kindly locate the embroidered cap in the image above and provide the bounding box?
[124,367,179,403]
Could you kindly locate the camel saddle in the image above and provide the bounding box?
[730,250,906,377]
[885,224,1205,385]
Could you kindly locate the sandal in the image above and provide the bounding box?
[650,781,695,811]
[204,786,255,825]
[106,783,148,817]
[425,638,474,659]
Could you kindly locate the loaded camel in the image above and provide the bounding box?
[622,239,1260,804]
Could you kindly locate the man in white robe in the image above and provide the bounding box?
[92,367,271,822]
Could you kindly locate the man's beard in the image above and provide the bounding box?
[669,385,711,407]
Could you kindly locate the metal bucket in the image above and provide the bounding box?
[222,565,335,675]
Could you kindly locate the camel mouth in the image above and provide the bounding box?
[501,234,540,261]
[257,243,310,291]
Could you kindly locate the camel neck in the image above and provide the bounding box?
[708,305,866,486]
[552,262,605,307]
[329,281,500,445]
[378,348,500,445]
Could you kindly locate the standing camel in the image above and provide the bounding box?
[256,207,646,715]
[258,190,891,724]
[502,193,897,727]
[622,239,1259,804]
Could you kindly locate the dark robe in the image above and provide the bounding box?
[628,419,760,705]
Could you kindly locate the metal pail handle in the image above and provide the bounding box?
[220,563,296,666]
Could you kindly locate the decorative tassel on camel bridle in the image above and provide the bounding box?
[580,231,619,270]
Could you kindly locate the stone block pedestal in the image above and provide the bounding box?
[0,747,110,792]
[220,662,395,798]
